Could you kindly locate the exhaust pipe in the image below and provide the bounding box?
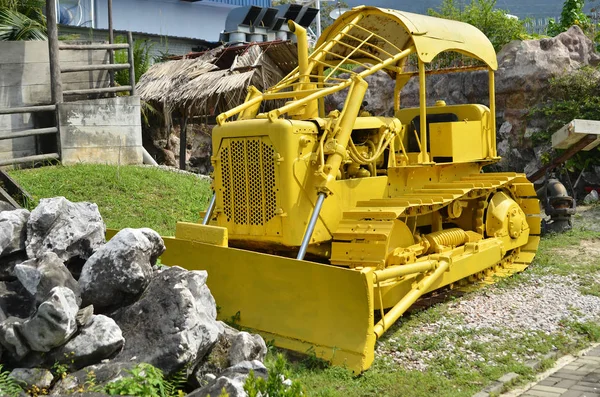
[288,20,309,86]
[288,20,318,118]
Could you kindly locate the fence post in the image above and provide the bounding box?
[127,31,137,96]
[46,0,63,160]
[180,115,188,171]
[108,0,115,90]
[46,0,63,104]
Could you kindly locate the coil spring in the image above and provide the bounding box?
[424,228,468,253]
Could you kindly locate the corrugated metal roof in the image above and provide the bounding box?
[208,0,272,8]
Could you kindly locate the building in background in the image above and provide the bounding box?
[55,0,272,57]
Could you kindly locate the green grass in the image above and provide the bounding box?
[8,164,212,236]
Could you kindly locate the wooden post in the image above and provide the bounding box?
[46,0,63,104]
[108,0,115,89]
[127,31,137,96]
[179,115,188,170]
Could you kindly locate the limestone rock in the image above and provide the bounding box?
[228,332,267,366]
[49,362,134,395]
[220,360,268,380]
[0,280,35,319]
[15,252,81,306]
[49,315,124,371]
[112,266,222,376]
[76,305,94,327]
[584,190,599,204]
[0,317,29,361]
[0,251,27,282]
[187,375,246,397]
[190,324,229,386]
[0,209,29,258]
[79,228,165,311]
[19,286,79,352]
[26,197,105,263]
[9,368,53,390]
[190,321,237,388]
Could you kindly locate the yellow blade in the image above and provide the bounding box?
[160,236,376,373]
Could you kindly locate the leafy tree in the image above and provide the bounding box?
[0,0,46,41]
[428,0,529,51]
[547,0,590,36]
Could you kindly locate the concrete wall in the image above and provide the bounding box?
[0,40,110,163]
[58,96,143,165]
[0,41,49,163]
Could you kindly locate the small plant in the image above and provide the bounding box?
[0,364,23,397]
[568,320,600,341]
[224,310,242,330]
[244,354,304,397]
[51,360,69,380]
[103,363,185,397]
[302,346,330,370]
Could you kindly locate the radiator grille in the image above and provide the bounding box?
[220,137,277,226]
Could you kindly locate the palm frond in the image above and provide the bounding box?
[0,8,47,41]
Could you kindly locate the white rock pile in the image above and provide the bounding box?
[0,197,267,396]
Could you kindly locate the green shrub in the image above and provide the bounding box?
[103,363,185,397]
[114,36,153,86]
[244,354,304,397]
[0,365,23,397]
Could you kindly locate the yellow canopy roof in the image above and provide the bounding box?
[317,6,498,71]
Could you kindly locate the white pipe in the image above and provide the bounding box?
[315,0,322,38]
[142,147,158,166]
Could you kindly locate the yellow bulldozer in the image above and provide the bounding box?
[159,6,541,373]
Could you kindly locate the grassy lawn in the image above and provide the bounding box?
[8,164,600,396]
[9,164,212,236]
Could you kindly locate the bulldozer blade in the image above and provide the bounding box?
[160,236,377,373]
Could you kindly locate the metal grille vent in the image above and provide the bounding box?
[262,142,276,222]
[221,147,232,221]
[219,138,277,226]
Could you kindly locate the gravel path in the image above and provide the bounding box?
[376,274,600,371]
[137,164,212,181]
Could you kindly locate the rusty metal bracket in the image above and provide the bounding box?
[528,134,597,183]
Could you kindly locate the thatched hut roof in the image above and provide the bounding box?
[136,41,297,121]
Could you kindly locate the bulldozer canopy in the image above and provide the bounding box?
[317,6,498,70]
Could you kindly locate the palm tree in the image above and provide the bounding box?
[0,0,46,40]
